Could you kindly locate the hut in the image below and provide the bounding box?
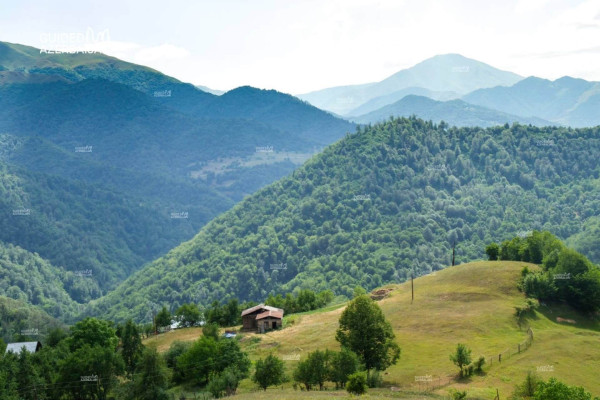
[241,304,284,333]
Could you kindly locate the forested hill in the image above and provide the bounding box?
[92,118,600,322]
[0,160,217,302]
[0,241,77,321]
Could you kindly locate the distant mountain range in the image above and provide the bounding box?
[463,76,600,127]
[298,54,523,115]
[350,95,552,127]
[299,53,600,129]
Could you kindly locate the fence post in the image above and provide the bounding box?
[518,344,521,353]
[499,353,501,363]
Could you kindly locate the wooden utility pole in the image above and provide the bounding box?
[452,241,456,266]
[411,271,414,304]
[153,310,157,336]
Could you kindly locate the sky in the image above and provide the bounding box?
[1,0,599,94]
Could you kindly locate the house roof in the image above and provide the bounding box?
[256,309,284,320]
[241,303,283,317]
[5,342,42,354]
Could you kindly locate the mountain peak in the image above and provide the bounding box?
[298,54,523,115]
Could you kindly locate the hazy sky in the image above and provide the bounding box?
[1,0,599,94]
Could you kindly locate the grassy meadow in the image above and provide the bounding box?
[144,261,600,399]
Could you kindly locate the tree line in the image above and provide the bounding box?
[486,230,600,313]
[0,293,399,399]
[152,288,337,331]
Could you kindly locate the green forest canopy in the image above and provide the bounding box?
[90,117,600,322]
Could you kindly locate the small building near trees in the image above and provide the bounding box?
[5,341,42,354]
[241,304,284,333]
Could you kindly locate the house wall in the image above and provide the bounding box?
[242,315,257,330]
[257,317,282,333]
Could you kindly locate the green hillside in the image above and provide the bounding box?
[0,160,228,302]
[0,296,65,343]
[566,216,600,264]
[145,261,600,399]
[91,117,600,322]
[242,261,600,398]
[0,241,77,320]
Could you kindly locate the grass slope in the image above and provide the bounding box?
[145,261,600,399]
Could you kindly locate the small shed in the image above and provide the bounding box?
[241,304,284,332]
[5,341,42,354]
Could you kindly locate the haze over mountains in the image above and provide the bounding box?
[349,95,552,127]
[298,54,523,115]
[299,53,600,128]
[463,76,600,127]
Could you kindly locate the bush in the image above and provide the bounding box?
[450,389,468,399]
[563,270,600,313]
[253,354,285,391]
[534,377,599,400]
[521,272,557,300]
[283,314,301,328]
[366,370,382,388]
[474,355,486,372]
[164,341,192,382]
[207,367,242,398]
[329,348,360,389]
[202,323,220,341]
[510,371,540,399]
[346,372,367,395]
[485,243,499,260]
[175,303,202,327]
[462,364,473,377]
[293,349,329,391]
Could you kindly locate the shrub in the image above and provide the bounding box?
[202,323,220,341]
[450,389,468,399]
[283,314,301,328]
[207,367,242,398]
[366,370,382,388]
[521,272,557,300]
[485,243,499,260]
[474,355,486,372]
[329,348,360,389]
[164,341,192,382]
[293,350,331,391]
[465,364,474,376]
[253,354,286,391]
[346,372,367,395]
[510,371,540,399]
[534,377,598,400]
